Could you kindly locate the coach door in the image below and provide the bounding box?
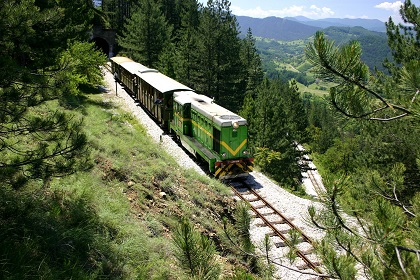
[133,76,139,100]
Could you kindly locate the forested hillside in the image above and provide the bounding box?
[236,15,387,41]
[323,26,392,69]
[253,25,392,94]
[285,16,386,32]
[236,16,320,41]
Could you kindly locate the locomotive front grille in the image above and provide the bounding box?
[215,160,253,179]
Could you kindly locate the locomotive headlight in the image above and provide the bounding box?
[242,150,249,155]
[222,152,227,158]
[232,121,239,130]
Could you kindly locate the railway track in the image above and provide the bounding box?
[229,180,326,278]
[307,169,324,196]
[103,64,327,278]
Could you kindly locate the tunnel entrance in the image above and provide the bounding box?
[91,37,109,57]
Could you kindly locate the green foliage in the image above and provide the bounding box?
[303,93,341,153]
[171,0,201,84]
[101,0,131,30]
[241,28,264,96]
[322,26,392,71]
[118,0,172,68]
[254,147,282,169]
[310,165,420,278]
[316,239,357,280]
[285,229,301,263]
[58,41,107,90]
[243,78,306,189]
[226,268,257,279]
[306,25,419,121]
[386,0,420,65]
[304,4,420,276]
[0,0,105,187]
[234,202,254,256]
[173,217,221,279]
[0,187,124,279]
[189,0,245,112]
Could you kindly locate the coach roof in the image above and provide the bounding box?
[121,61,152,74]
[138,71,192,93]
[110,56,133,64]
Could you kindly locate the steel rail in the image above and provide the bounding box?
[230,182,324,275]
[307,169,323,196]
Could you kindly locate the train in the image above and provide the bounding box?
[110,56,253,180]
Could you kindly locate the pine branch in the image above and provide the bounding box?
[329,184,360,237]
[392,186,416,217]
[307,32,415,121]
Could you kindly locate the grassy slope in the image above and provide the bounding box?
[0,90,248,279]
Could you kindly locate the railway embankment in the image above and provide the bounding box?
[102,66,329,279]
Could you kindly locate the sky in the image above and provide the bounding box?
[197,0,420,22]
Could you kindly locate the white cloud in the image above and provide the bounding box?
[309,5,335,17]
[375,1,403,12]
[345,15,370,19]
[230,5,334,19]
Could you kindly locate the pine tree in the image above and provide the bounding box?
[240,28,264,97]
[0,0,104,187]
[102,0,132,30]
[250,78,303,188]
[192,0,245,112]
[173,217,221,279]
[118,0,171,68]
[306,1,419,122]
[172,0,201,84]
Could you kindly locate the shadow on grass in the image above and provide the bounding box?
[58,84,118,116]
[0,187,124,279]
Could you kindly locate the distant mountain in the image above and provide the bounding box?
[236,16,387,42]
[236,16,320,41]
[286,16,386,32]
[237,15,392,72]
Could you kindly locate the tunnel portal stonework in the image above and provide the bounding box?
[91,25,117,57]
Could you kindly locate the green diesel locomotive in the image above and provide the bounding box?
[110,56,253,180]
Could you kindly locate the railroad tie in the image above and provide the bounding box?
[275,241,287,248]
[254,204,266,209]
[300,248,314,255]
[270,219,286,224]
[262,211,277,216]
